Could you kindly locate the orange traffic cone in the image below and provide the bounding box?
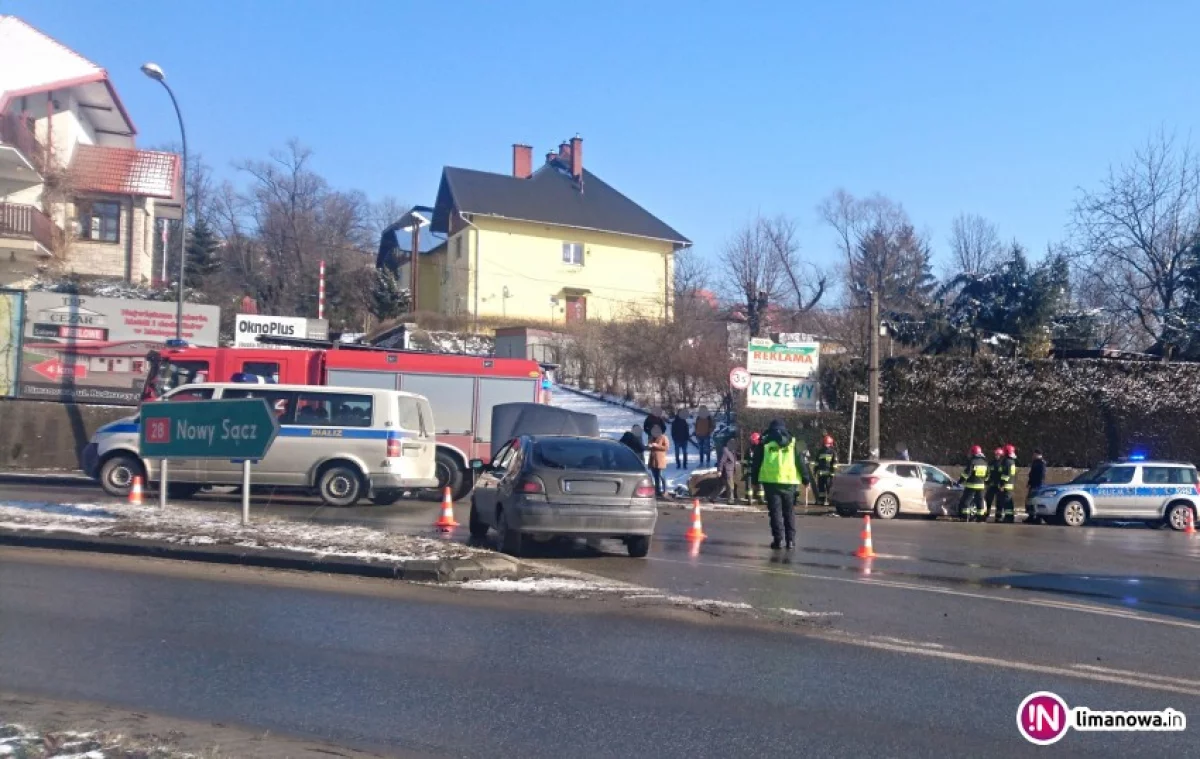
[855,514,876,558]
[1186,509,1197,535]
[435,487,459,529]
[128,475,144,506]
[684,499,707,541]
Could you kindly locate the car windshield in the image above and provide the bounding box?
[533,438,644,471]
[841,462,879,475]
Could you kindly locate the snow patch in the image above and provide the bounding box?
[777,608,844,618]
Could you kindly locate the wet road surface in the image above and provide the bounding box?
[2,548,1197,758]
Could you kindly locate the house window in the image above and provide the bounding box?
[562,242,583,266]
[76,200,120,243]
[454,236,463,259]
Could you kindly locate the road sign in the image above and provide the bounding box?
[746,376,819,411]
[31,359,87,381]
[139,398,280,460]
[746,341,820,378]
[729,366,751,390]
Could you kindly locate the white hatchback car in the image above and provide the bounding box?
[828,460,962,519]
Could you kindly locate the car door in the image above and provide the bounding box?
[920,465,956,515]
[1136,466,1175,517]
[889,463,925,513]
[1090,465,1136,518]
[474,440,515,525]
[395,395,437,485]
[200,388,297,485]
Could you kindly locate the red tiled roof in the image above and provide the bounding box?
[69,144,179,199]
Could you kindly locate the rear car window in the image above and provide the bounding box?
[533,439,644,471]
[842,462,879,475]
[889,464,921,479]
[1142,466,1199,485]
[294,392,373,427]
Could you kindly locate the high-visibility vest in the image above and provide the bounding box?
[962,457,989,490]
[816,447,835,473]
[1000,457,1017,491]
[759,439,800,485]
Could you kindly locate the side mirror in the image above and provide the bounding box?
[469,459,485,471]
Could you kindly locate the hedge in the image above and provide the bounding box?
[734,356,1200,468]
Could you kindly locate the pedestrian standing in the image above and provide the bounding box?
[1026,449,1046,524]
[984,447,1004,523]
[643,407,667,446]
[619,424,645,458]
[742,432,763,505]
[814,435,837,507]
[998,443,1018,523]
[694,406,715,467]
[957,445,989,520]
[646,425,669,497]
[717,438,740,504]
[756,419,804,550]
[671,410,691,470]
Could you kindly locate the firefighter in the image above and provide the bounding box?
[998,443,1018,523]
[814,435,837,507]
[984,447,1004,523]
[742,432,764,505]
[957,445,989,520]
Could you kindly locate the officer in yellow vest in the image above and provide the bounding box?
[756,419,807,550]
[957,445,990,521]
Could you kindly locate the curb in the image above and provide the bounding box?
[0,528,525,583]
[0,471,91,486]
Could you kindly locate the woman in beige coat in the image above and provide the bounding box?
[646,424,670,497]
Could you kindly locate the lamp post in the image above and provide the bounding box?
[140,62,188,341]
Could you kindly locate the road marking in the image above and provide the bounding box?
[1071,664,1200,689]
[649,556,1200,631]
[870,636,945,650]
[800,631,1200,698]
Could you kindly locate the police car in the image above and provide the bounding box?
[1027,457,1200,530]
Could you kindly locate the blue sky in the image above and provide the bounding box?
[8,0,1200,279]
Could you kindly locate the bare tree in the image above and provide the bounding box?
[719,216,825,337]
[1071,131,1200,357]
[948,213,1002,275]
[818,189,907,277]
[760,215,827,323]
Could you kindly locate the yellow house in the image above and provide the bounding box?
[428,137,690,323]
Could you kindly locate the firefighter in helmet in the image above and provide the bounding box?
[984,447,1004,523]
[997,443,1018,523]
[814,434,837,507]
[957,445,989,520]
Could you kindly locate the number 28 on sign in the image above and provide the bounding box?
[144,417,171,444]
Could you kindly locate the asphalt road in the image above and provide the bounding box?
[2,548,1197,758]
[4,476,1200,713]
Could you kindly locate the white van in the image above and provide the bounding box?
[83,382,438,507]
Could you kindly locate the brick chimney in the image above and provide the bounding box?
[545,150,556,165]
[569,136,582,179]
[558,141,571,162]
[512,144,532,179]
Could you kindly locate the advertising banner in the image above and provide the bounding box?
[233,314,328,348]
[746,340,820,378]
[0,290,22,397]
[746,375,820,411]
[20,293,220,405]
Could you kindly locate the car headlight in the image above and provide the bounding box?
[1038,488,1059,498]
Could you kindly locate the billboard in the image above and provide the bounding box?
[20,293,220,405]
[234,314,328,348]
[0,290,22,397]
[746,375,820,411]
[746,339,820,378]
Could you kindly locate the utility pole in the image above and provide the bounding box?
[868,289,880,459]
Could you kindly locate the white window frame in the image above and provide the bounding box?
[562,242,584,266]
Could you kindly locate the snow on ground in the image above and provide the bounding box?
[460,573,767,614]
[0,499,483,563]
[549,386,716,495]
[0,723,193,758]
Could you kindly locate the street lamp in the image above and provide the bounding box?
[140,62,188,341]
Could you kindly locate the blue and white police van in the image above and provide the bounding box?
[1028,457,1200,530]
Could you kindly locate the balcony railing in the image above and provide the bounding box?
[0,202,61,253]
[0,112,47,174]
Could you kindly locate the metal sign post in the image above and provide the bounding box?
[242,459,252,525]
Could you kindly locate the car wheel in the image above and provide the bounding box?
[1166,502,1196,532]
[496,508,523,557]
[626,535,652,558]
[468,499,489,539]
[372,490,402,506]
[100,455,144,498]
[873,493,900,520]
[1058,498,1088,528]
[167,483,201,499]
[318,465,362,507]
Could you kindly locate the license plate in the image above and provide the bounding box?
[563,480,620,495]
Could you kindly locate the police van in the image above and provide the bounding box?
[83,382,438,507]
[1028,458,1200,530]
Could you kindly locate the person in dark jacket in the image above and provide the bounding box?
[997,443,1018,523]
[619,424,645,458]
[957,445,990,520]
[643,407,667,446]
[984,447,1004,523]
[743,432,763,505]
[1026,449,1046,524]
[671,412,691,469]
[717,439,740,504]
[814,435,837,506]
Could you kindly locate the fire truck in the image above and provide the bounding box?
[141,340,550,498]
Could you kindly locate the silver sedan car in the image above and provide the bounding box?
[828,460,961,519]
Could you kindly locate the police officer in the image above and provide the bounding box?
[997,443,1018,523]
[814,435,837,507]
[756,419,806,550]
[984,447,1004,523]
[957,445,989,520]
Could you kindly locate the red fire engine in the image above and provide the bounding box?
[142,342,550,498]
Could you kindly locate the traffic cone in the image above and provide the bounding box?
[684,499,707,541]
[1186,509,1197,535]
[855,514,876,558]
[128,475,144,506]
[435,487,459,529]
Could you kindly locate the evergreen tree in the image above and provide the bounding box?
[369,267,411,323]
[184,218,222,288]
